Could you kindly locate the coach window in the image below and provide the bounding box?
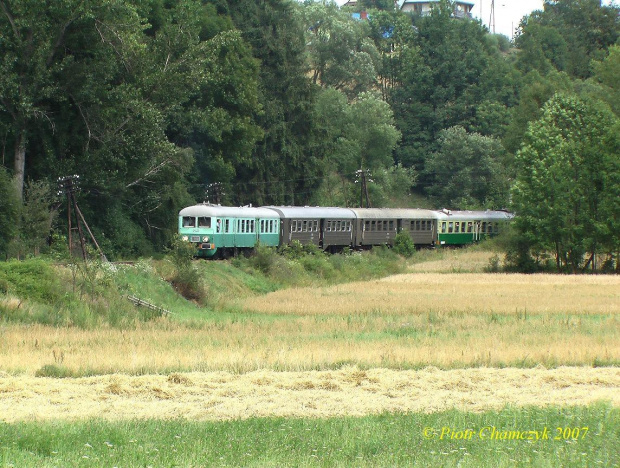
[455,222,461,233]
[441,222,446,233]
[448,222,453,233]
[481,222,487,233]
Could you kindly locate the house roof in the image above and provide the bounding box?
[398,0,475,6]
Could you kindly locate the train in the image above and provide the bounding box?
[178,204,513,258]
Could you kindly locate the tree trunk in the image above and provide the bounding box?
[13,129,26,201]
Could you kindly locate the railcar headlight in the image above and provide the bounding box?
[203,236,209,242]
[182,236,188,241]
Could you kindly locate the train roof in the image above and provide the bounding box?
[433,209,514,221]
[349,208,437,219]
[263,206,357,219]
[179,204,280,219]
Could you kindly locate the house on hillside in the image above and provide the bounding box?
[343,1,475,19]
[399,0,474,18]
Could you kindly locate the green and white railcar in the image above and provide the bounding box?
[178,204,280,258]
[434,210,513,246]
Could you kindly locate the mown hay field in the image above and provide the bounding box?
[1,367,619,422]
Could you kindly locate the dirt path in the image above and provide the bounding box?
[1,367,618,422]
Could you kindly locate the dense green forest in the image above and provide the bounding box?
[0,0,618,268]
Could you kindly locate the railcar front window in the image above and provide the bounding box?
[198,217,211,228]
[182,217,196,228]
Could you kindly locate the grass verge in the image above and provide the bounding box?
[0,404,617,467]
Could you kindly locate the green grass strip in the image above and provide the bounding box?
[0,404,617,467]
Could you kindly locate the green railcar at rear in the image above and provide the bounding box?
[436,211,512,247]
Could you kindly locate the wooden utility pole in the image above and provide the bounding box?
[204,182,225,204]
[57,175,107,261]
[356,168,372,208]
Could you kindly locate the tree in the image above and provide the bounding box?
[0,0,147,200]
[515,0,619,79]
[226,0,318,205]
[346,91,401,173]
[307,87,405,207]
[377,3,519,190]
[0,167,18,257]
[502,69,573,156]
[425,126,509,210]
[590,44,620,116]
[300,1,380,99]
[512,93,619,272]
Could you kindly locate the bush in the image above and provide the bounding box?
[393,231,416,258]
[168,236,207,304]
[35,364,76,378]
[249,243,279,274]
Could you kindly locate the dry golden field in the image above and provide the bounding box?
[0,272,618,375]
[1,255,619,422]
